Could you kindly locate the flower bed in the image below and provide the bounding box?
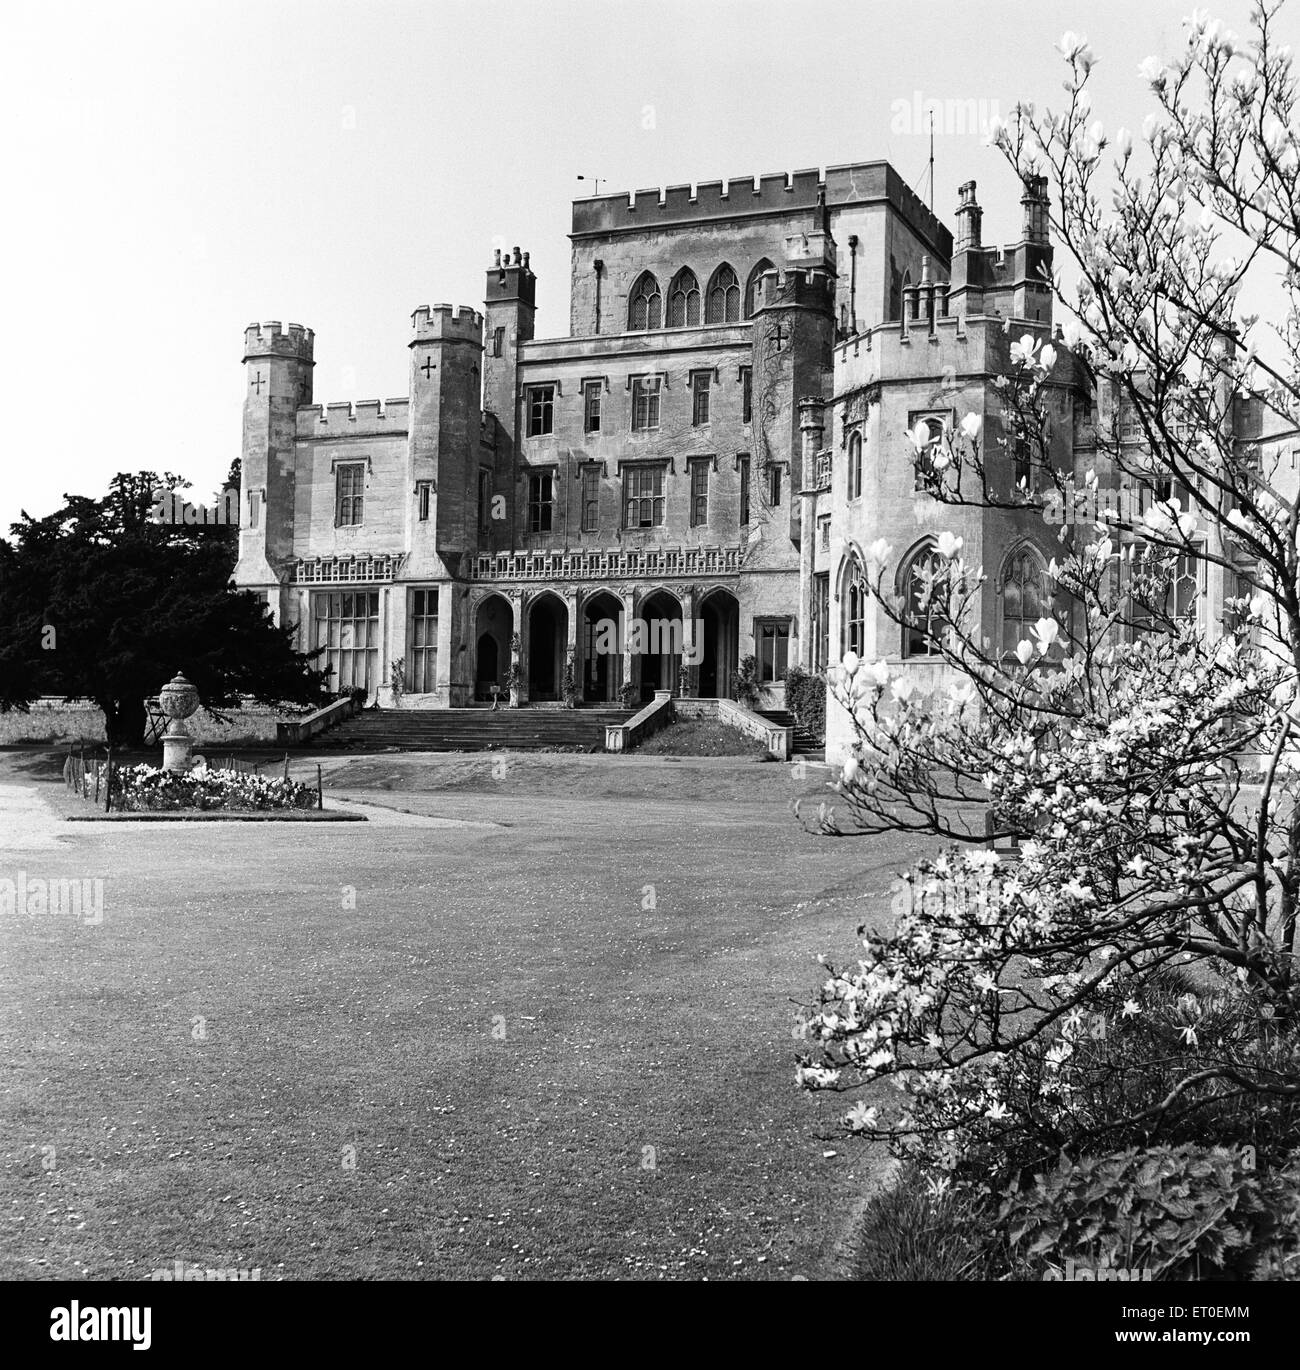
[114,763,317,813]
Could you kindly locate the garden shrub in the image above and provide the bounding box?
[999,1144,1300,1282]
[734,655,761,708]
[784,665,826,742]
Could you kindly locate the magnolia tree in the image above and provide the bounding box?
[797,2,1300,1183]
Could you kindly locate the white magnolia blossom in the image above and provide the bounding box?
[1032,617,1060,653]
[1009,333,1040,366]
[866,538,893,566]
[908,420,934,451]
[862,660,891,687]
[800,7,1300,1179]
[1139,55,1168,86]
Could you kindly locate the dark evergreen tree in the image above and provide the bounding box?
[0,471,329,745]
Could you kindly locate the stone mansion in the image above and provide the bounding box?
[234,159,1264,761]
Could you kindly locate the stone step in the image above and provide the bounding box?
[758,709,823,755]
[320,707,634,752]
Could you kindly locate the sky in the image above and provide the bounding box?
[3,0,1290,534]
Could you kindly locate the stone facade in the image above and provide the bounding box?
[233,161,1280,753]
[233,160,949,715]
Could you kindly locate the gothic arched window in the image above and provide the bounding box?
[842,558,867,659]
[900,541,944,658]
[629,272,662,331]
[1000,545,1049,656]
[667,269,701,327]
[745,259,774,318]
[706,264,741,323]
[847,430,863,501]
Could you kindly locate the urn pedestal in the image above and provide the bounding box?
[158,671,201,772]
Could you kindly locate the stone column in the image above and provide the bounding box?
[564,589,580,705]
[508,590,526,706]
[677,585,698,697]
[620,589,637,705]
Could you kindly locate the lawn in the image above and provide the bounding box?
[634,719,771,759]
[0,748,929,1280]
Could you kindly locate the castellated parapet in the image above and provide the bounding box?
[410,304,483,345]
[243,321,314,363]
[570,162,951,260]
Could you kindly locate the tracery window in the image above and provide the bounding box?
[667,269,701,327]
[706,265,741,323]
[629,272,662,331]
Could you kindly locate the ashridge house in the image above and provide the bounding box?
[234,160,1266,760]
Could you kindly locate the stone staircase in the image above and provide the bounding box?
[758,709,823,757]
[317,706,634,753]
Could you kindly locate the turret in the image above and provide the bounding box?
[408,304,484,554]
[1012,174,1053,323]
[750,229,837,545]
[483,245,536,439]
[235,321,314,600]
[954,180,983,253]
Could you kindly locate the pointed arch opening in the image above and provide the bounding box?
[526,591,568,702]
[898,538,944,659]
[474,593,513,701]
[629,271,662,331]
[699,588,739,699]
[840,554,868,661]
[744,259,775,318]
[637,589,683,701]
[847,429,863,501]
[581,590,623,703]
[998,541,1070,657]
[666,268,701,327]
[705,264,741,323]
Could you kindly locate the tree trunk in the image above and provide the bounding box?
[101,696,147,749]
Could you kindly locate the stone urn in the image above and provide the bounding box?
[158,670,201,772]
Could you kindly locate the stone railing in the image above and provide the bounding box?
[605,691,674,752]
[291,553,407,585]
[276,695,360,746]
[716,699,791,759]
[470,545,742,582]
[674,697,792,759]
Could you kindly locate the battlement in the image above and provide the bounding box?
[411,304,483,344]
[297,398,410,435]
[752,263,835,314]
[486,246,537,307]
[833,311,1058,389]
[572,160,951,261]
[243,320,314,362]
